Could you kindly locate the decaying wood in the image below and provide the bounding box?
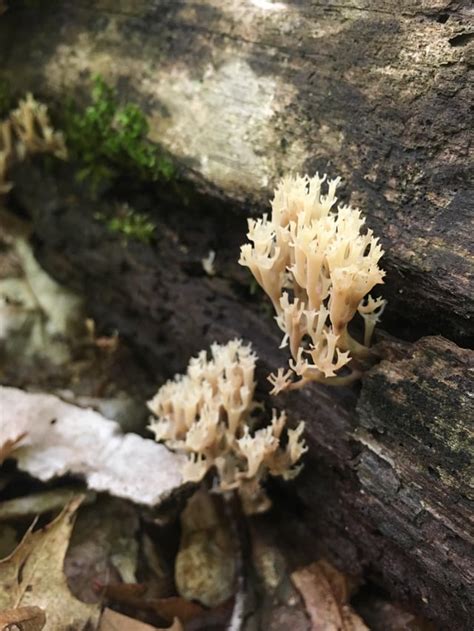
[1,1,473,629]
[1,0,472,344]
[9,160,474,629]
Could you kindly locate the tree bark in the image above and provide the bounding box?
[1,1,473,628]
[1,0,472,344]
[10,159,473,629]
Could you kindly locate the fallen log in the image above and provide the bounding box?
[1,0,472,344]
[1,0,473,628]
[9,160,473,629]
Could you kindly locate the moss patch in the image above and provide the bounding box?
[95,205,155,244]
[63,75,174,191]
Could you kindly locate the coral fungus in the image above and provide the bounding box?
[239,174,386,392]
[148,339,307,513]
[0,93,67,194]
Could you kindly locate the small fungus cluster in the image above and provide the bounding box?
[239,174,386,392]
[148,339,307,513]
[0,94,67,194]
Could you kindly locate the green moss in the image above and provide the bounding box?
[95,206,155,243]
[64,75,174,191]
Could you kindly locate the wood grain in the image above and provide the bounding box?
[1,1,473,627]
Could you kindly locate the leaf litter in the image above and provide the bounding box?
[0,496,100,630]
[291,560,369,631]
[0,203,436,630]
[0,606,46,631]
[99,608,183,631]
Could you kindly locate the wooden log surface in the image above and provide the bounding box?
[1,1,473,628]
[1,0,473,343]
[10,160,474,630]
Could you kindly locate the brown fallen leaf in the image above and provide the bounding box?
[99,583,205,624]
[0,432,27,465]
[99,608,183,631]
[149,597,206,625]
[98,582,147,601]
[0,606,46,631]
[0,496,100,631]
[291,560,369,631]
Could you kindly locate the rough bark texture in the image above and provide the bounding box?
[1,0,473,343]
[10,160,474,630]
[1,1,473,629]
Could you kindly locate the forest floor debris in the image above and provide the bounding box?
[291,560,368,631]
[0,210,436,629]
[0,386,184,506]
[0,497,100,631]
[99,608,183,631]
[0,605,46,631]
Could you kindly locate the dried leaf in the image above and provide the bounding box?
[0,432,27,465]
[100,582,147,601]
[101,583,205,623]
[0,386,184,506]
[291,560,369,631]
[99,608,183,631]
[0,606,46,631]
[0,488,96,521]
[0,496,100,631]
[149,597,206,625]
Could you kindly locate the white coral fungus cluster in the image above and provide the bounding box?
[1,93,67,193]
[239,174,386,393]
[148,339,307,513]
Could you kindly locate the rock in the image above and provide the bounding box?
[175,488,237,607]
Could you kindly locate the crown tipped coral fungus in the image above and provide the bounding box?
[0,93,67,194]
[239,174,386,393]
[148,339,307,514]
